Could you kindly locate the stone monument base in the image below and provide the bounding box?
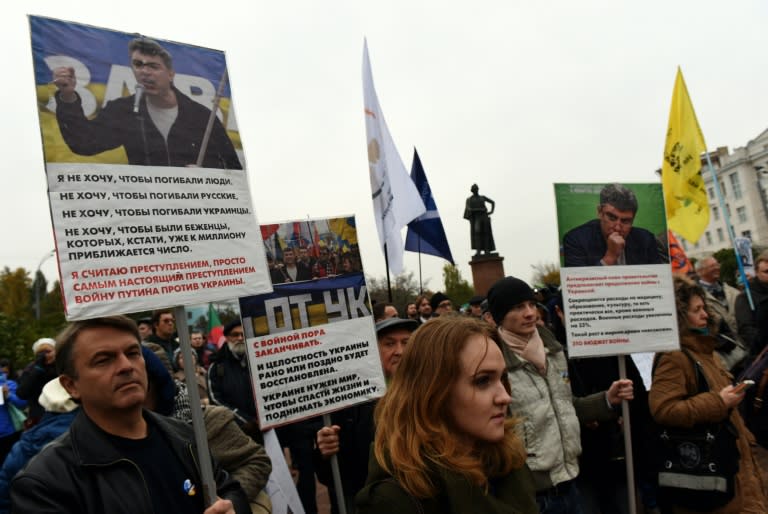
[469,254,505,297]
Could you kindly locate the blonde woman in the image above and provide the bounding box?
[356,317,537,514]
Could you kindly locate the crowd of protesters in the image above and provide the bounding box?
[267,245,363,284]
[2,249,768,513]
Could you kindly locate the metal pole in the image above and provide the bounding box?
[618,355,637,514]
[174,306,217,506]
[322,413,348,514]
[705,152,754,309]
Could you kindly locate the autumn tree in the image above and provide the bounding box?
[366,271,425,317]
[0,267,67,371]
[443,265,473,307]
[531,262,561,288]
[713,246,763,287]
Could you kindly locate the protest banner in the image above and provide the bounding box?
[556,183,678,357]
[29,16,271,319]
[240,216,385,430]
[735,236,754,278]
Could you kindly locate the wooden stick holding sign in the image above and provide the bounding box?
[174,306,217,506]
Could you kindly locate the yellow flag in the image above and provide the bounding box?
[662,68,709,243]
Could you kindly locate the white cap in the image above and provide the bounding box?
[39,378,78,413]
[32,337,56,354]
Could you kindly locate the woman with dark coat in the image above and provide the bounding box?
[649,275,767,513]
[355,316,537,514]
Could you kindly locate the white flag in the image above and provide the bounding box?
[362,41,426,274]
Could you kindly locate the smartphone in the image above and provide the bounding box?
[733,379,755,393]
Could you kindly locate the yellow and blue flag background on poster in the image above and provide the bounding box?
[30,16,241,165]
[661,68,709,243]
[240,215,384,431]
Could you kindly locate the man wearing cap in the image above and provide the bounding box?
[562,183,664,267]
[467,295,485,319]
[17,338,58,425]
[315,317,418,513]
[487,276,633,514]
[430,292,453,317]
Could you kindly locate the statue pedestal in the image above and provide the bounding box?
[469,254,505,297]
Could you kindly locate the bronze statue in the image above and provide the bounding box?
[464,184,496,256]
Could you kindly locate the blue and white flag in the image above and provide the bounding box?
[405,149,454,265]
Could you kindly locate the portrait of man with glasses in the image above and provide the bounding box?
[562,183,667,267]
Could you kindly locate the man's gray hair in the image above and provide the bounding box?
[695,256,718,272]
[599,183,638,213]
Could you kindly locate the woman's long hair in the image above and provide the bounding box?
[673,274,718,334]
[372,316,526,498]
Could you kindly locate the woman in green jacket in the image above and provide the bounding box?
[355,316,538,514]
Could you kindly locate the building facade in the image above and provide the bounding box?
[679,128,768,259]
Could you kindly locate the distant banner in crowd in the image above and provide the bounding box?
[735,237,754,279]
[29,16,271,319]
[239,216,384,430]
[555,183,678,357]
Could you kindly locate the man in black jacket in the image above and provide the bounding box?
[563,183,665,267]
[146,309,178,366]
[735,251,768,355]
[52,38,241,169]
[206,320,254,425]
[10,315,248,514]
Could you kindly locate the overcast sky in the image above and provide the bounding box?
[4,1,767,301]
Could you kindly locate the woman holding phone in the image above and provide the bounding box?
[650,275,767,513]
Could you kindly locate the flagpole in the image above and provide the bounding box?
[383,243,393,302]
[417,235,423,294]
[705,152,754,309]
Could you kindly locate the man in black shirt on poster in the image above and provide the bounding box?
[52,38,242,169]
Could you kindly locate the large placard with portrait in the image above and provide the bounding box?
[29,16,271,319]
[556,183,679,357]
